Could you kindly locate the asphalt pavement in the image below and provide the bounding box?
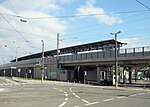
[0,77,150,107]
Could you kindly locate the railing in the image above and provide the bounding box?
[1,46,150,68]
[58,46,150,62]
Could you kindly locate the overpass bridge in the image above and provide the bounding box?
[0,40,150,85]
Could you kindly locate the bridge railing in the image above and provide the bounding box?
[59,46,150,62]
[1,46,150,69]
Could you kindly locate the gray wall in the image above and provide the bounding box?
[86,71,97,81]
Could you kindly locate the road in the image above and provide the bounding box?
[0,77,150,107]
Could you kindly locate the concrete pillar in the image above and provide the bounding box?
[123,67,126,84]
[104,67,109,81]
[135,69,137,82]
[129,71,132,84]
[97,66,100,83]
[129,67,135,84]
[118,65,121,83]
[111,66,116,85]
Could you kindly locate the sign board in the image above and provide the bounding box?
[29,70,31,73]
[18,69,21,72]
[11,67,16,69]
[85,71,87,76]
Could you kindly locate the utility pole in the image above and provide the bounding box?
[57,33,59,68]
[57,33,60,80]
[16,47,19,77]
[41,40,44,83]
[16,48,18,62]
[110,31,121,89]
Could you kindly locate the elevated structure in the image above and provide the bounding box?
[1,39,150,85]
[11,39,125,62]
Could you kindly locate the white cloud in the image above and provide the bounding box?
[0,0,69,63]
[59,0,77,4]
[86,0,96,6]
[76,0,123,25]
[119,38,141,48]
[2,0,62,15]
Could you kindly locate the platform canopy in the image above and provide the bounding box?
[11,39,126,62]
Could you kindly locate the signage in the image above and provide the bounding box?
[18,69,21,72]
[11,67,16,69]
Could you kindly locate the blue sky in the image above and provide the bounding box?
[0,0,150,64]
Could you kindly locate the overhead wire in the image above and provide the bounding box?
[0,2,41,53]
[0,13,38,51]
[58,10,150,38]
[0,9,149,19]
[135,0,150,10]
[0,8,149,38]
[27,10,150,19]
[66,15,150,37]
[0,3,149,51]
[0,26,52,39]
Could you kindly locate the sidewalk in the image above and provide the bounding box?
[10,77,150,92]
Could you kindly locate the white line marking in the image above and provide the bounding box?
[74,106,79,107]
[59,90,63,92]
[59,102,66,107]
[129,94,137,97]
[53,88,57,90]
[82,99,90,104]
[65,98,68,101]
[75,95,80,98]
[65,94,68,97]
[73,93,76,95]
[85,102,99,106]
[64,92,67,94]
[103,98,114,102]
[3,83,8,85]
[0,88,5,92]
[138,93,145,95]
[117,96,126,99]
[70,88,73,92]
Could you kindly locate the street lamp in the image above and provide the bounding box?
[57,33,59,68]
[20,18,27,23]
[110,31,121,89]
[41,40,44,83]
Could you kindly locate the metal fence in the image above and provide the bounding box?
[1,46,150,68]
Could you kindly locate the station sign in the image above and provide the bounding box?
[11,67,16,69]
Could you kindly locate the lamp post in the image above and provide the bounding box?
[56,33,60,80]
[41,40,44,83]
[57,33,59,68]
[15,47,19,77]
[110,31,121,89]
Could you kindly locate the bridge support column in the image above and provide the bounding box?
[97,66,100,83]
[105,68,109,80]
[135,68,138,82]
[123,67,126,84]
[129,71,132,84]
[123,67,128,86]
[128,67,134,84]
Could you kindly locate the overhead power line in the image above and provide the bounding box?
[136,0,150,10]
[0,13,37,51]
[26,10,150,19]
[0,26,52,39]
[0,9,149,20]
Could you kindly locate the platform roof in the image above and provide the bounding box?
[11,39,126,62]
